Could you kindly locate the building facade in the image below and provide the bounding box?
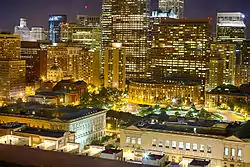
[101,0,150,80]
[128,80,203,105]
[48,15,67,43]
[21,41,47,83]
[60,23,101,49]
[104,42,126,91]
[148,19,211,87]
[210,43,236,86]
[76,15,100,27]
[0,34,26,105]
[208,56,224,90]
[120,124,250,167]
[0,104,106,149]
[158,0,184,19]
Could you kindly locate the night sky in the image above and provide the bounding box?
[0,0,249,36]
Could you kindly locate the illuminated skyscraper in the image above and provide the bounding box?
[0,34,26,104]
[208,57,224,90]
[48,15,67,43]
[21,41,47,83]
[216,12,247,86]
[216,12,246,42]
[76,15,100,27]
[210,43,236,85]
[14,18,31,41]
[101,0,150,80]
[148,18,211,88]
[104,42,126,91]
[158,0,184,19]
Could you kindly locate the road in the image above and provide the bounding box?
[207,108,246,122]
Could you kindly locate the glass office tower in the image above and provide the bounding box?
[48,15,67,43]
[158,0,184,19]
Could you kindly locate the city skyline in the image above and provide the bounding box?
[0,0,250,36]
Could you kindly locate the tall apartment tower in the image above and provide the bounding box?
[104,42,126,91]
[158,0,184,19]
[0,34,26,104]
[148,18,211,87]
[101,0,150,80]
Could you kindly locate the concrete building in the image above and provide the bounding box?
[104,42,126,91]
[48,15,67,43]
[0,34,26,105]
[60,23,101,49]
[0,122,80,153]
[14,18,31,41]
[47,63,63,82]
[28,79,87,105]
[128,79,203,105]
[120,121,250,166]
[158,0,184,19]
[30,27,47,41]
[236,40,250,85]
[216,12,246,42]
[101,0,150,80]
[148,18,211,88]
[0,34,21,59]
[21,41,47,83]
[210,43,236,86]
[0,103,106,149]
[76,15,100,27]
[208,56,224,90]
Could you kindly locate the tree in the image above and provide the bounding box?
[174,111,181,118]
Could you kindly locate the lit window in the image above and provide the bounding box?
[224,147,229,156]
[231,148,235,156]
[238,148,242,157]
[132,137,136,144]
[138,137,141,145]
[179,142,184,150]
[126,136,130,143]
[158,140,163,147]
[193,143,197,152]
[207,145,212,153]
[186,143,191,151]
[172,141,177,149]
[152,139,156,146]
[200,144,205,152]
[165,140,170,148]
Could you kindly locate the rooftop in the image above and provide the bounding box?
[101,149,122,154]
[190,159,210,166]
[130,120,250,140]
[0,102,105,122]
[0,144,147,167]
[20,128,66,138]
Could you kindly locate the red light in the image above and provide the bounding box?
[84,5,88,9]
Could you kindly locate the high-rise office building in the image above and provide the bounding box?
[158,0,184,19]
[14,18,31,41]
[21,41,47,83]
[216,12,247,86]
[236,40,250,85]
[30,27,47,41]
[76,15,100,27]
[60,23,100,49]
[104,42,126,91]
[48,15,67,43]
[148,18,211,87]
[210,43,236,85]
[0,34,26,104]
[101,0,150,80]
[216,12,246,42]
[0,34,21,59]
[208,56,224,89]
